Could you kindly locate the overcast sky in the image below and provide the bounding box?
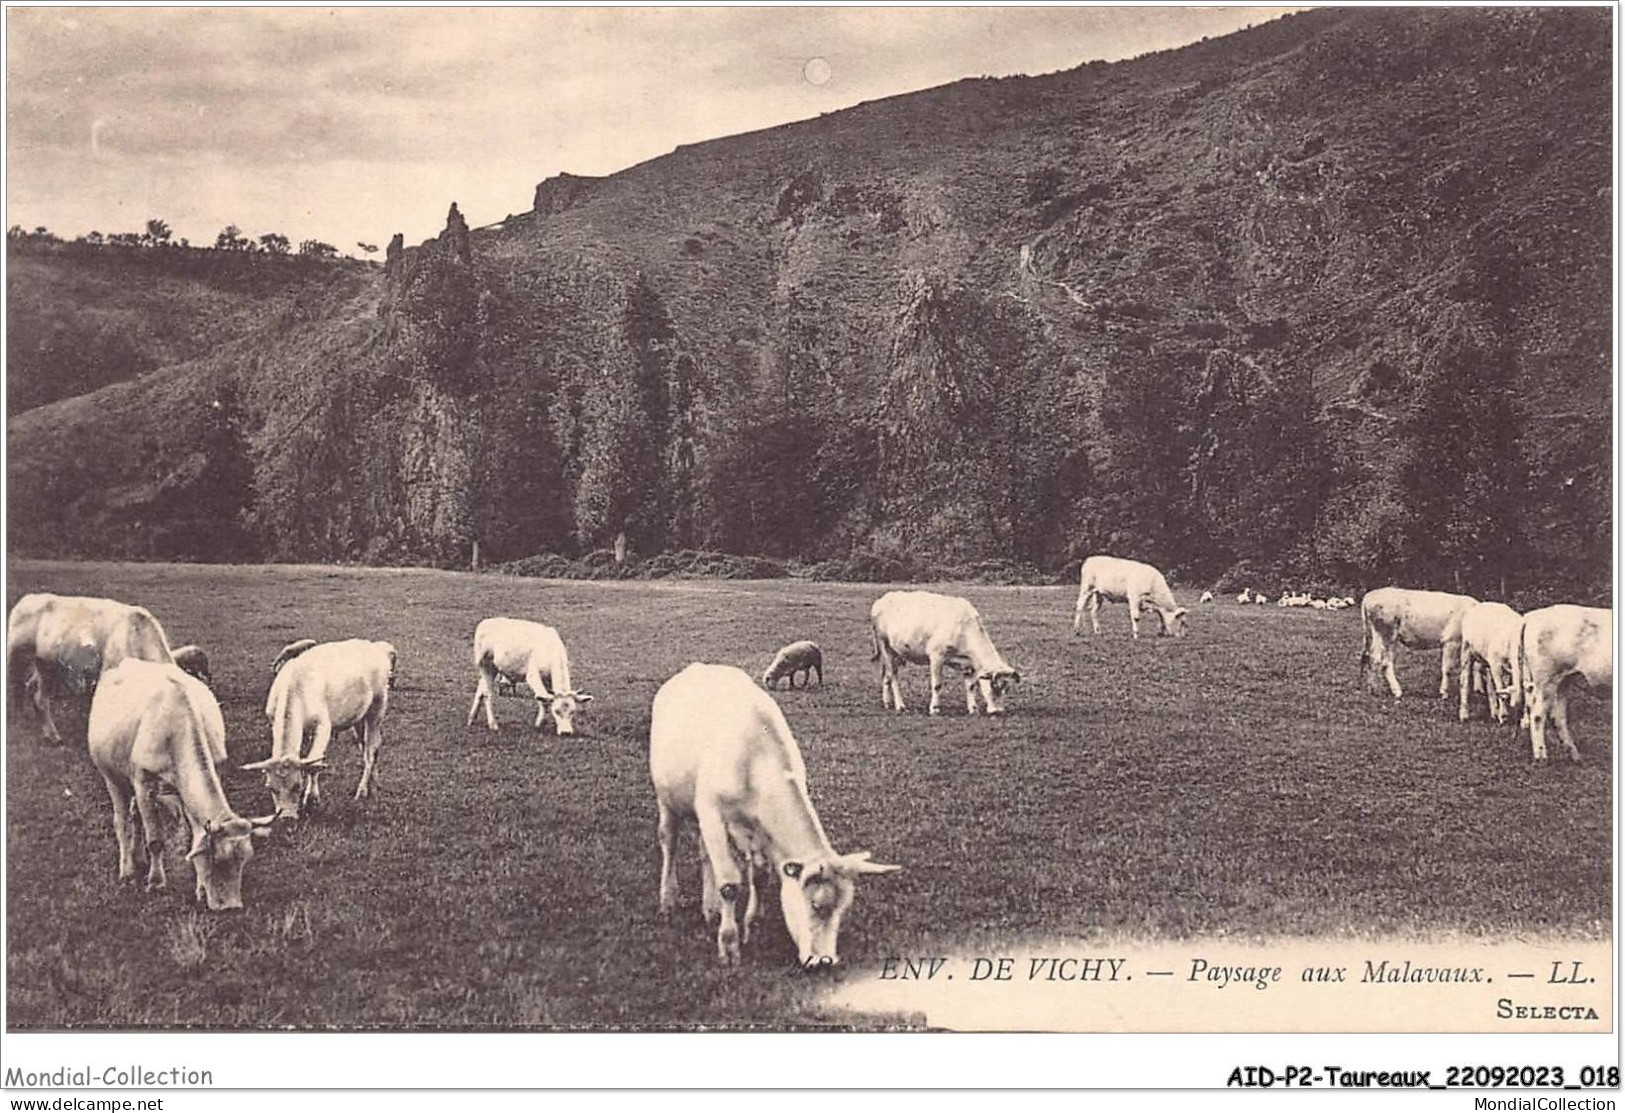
[7,7,1297,253]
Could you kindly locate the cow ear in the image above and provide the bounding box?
[837,851,902,876]
[239,759,272,772]
[184,829,211,861]
[1174,607,1189,618]
[576,693,594,704]
[298,758,330,771]
[782,861,803,880]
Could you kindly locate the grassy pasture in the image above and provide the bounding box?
[5,560,1611,1030]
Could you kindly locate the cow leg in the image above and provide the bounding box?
[1457,647,1475,722]
[130,772,168,892]
[102,773,138,883]
[1528,684,1551,764]
[474,664,502,731]
[814,662,822,687]
[1374,637,1401,699]
[1438,642,1454,699]
[965,672,980,715]
[700,852,720,924]
[1551,686,1581,764]
[927,654,944,716]
[1128,594,1143,639]
[1488,661,1509,724]
[528,669,554,731]
[34,674,63,745]
[1087,592,1103,636]
[741,850,762,945]
[657,801,680,916]
[1072,589,1086,636]
[696,809,744,965]
[354,715,384,799]
[185,814,210,904]
[880,652,904,712]
[467,668,492,730]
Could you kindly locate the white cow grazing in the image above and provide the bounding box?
[1254,594,1270,605]
[87,660,270,910]
[1513,605,1612,764]
[244,639,396,821]
[8,593,175,743]
[1456,602,1524,724]
[466,617,594,735]
[650,663,900,967]
[1073,555,1188,639]
[871,591,1021,715]
[1199,590,1214,604]
[1359,587,1478,700]
[1236,589,1252,605]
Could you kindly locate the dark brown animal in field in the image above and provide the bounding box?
[172,644,213,687]
[271,638,319,675]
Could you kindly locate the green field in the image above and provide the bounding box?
[5,560,1611,1030]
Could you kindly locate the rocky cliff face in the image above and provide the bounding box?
[6,8,1612,598]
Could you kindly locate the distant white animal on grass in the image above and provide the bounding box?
[870,591,1021,715]
[1359,587,1477,700]
[1073,555,1188,639]
[466,617,593,736]
[1200,590,1214,604]
[1254,594,1270,605]
[87,659,272,910]
[650,663,900,967]
[1456,602,1523,724]
[1511,605,1612,764]
[245,639,396,822]
[762,641,823,689]
[1236,589,1253,605]
[171,645,212,686]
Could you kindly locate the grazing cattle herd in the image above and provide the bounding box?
[4,557,1613,968]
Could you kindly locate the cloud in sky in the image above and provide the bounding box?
[6,7,1297,251]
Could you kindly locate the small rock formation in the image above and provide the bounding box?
[532,172,603,216]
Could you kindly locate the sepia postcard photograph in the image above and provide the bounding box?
[2,2,1616,1094]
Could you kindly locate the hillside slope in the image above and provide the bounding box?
[6,7,1612,597]
[5,247,360,415]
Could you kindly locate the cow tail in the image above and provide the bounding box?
[1511,620,1528,723]
[1358,605,1372,676]
[869,619,881,662]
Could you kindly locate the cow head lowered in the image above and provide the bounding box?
[240,755,329,824]
[536,690,594,736]
[977,667,1022,714]
[779,852,902,970]
[1160,608,1190,637]
[185,816,272,911]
